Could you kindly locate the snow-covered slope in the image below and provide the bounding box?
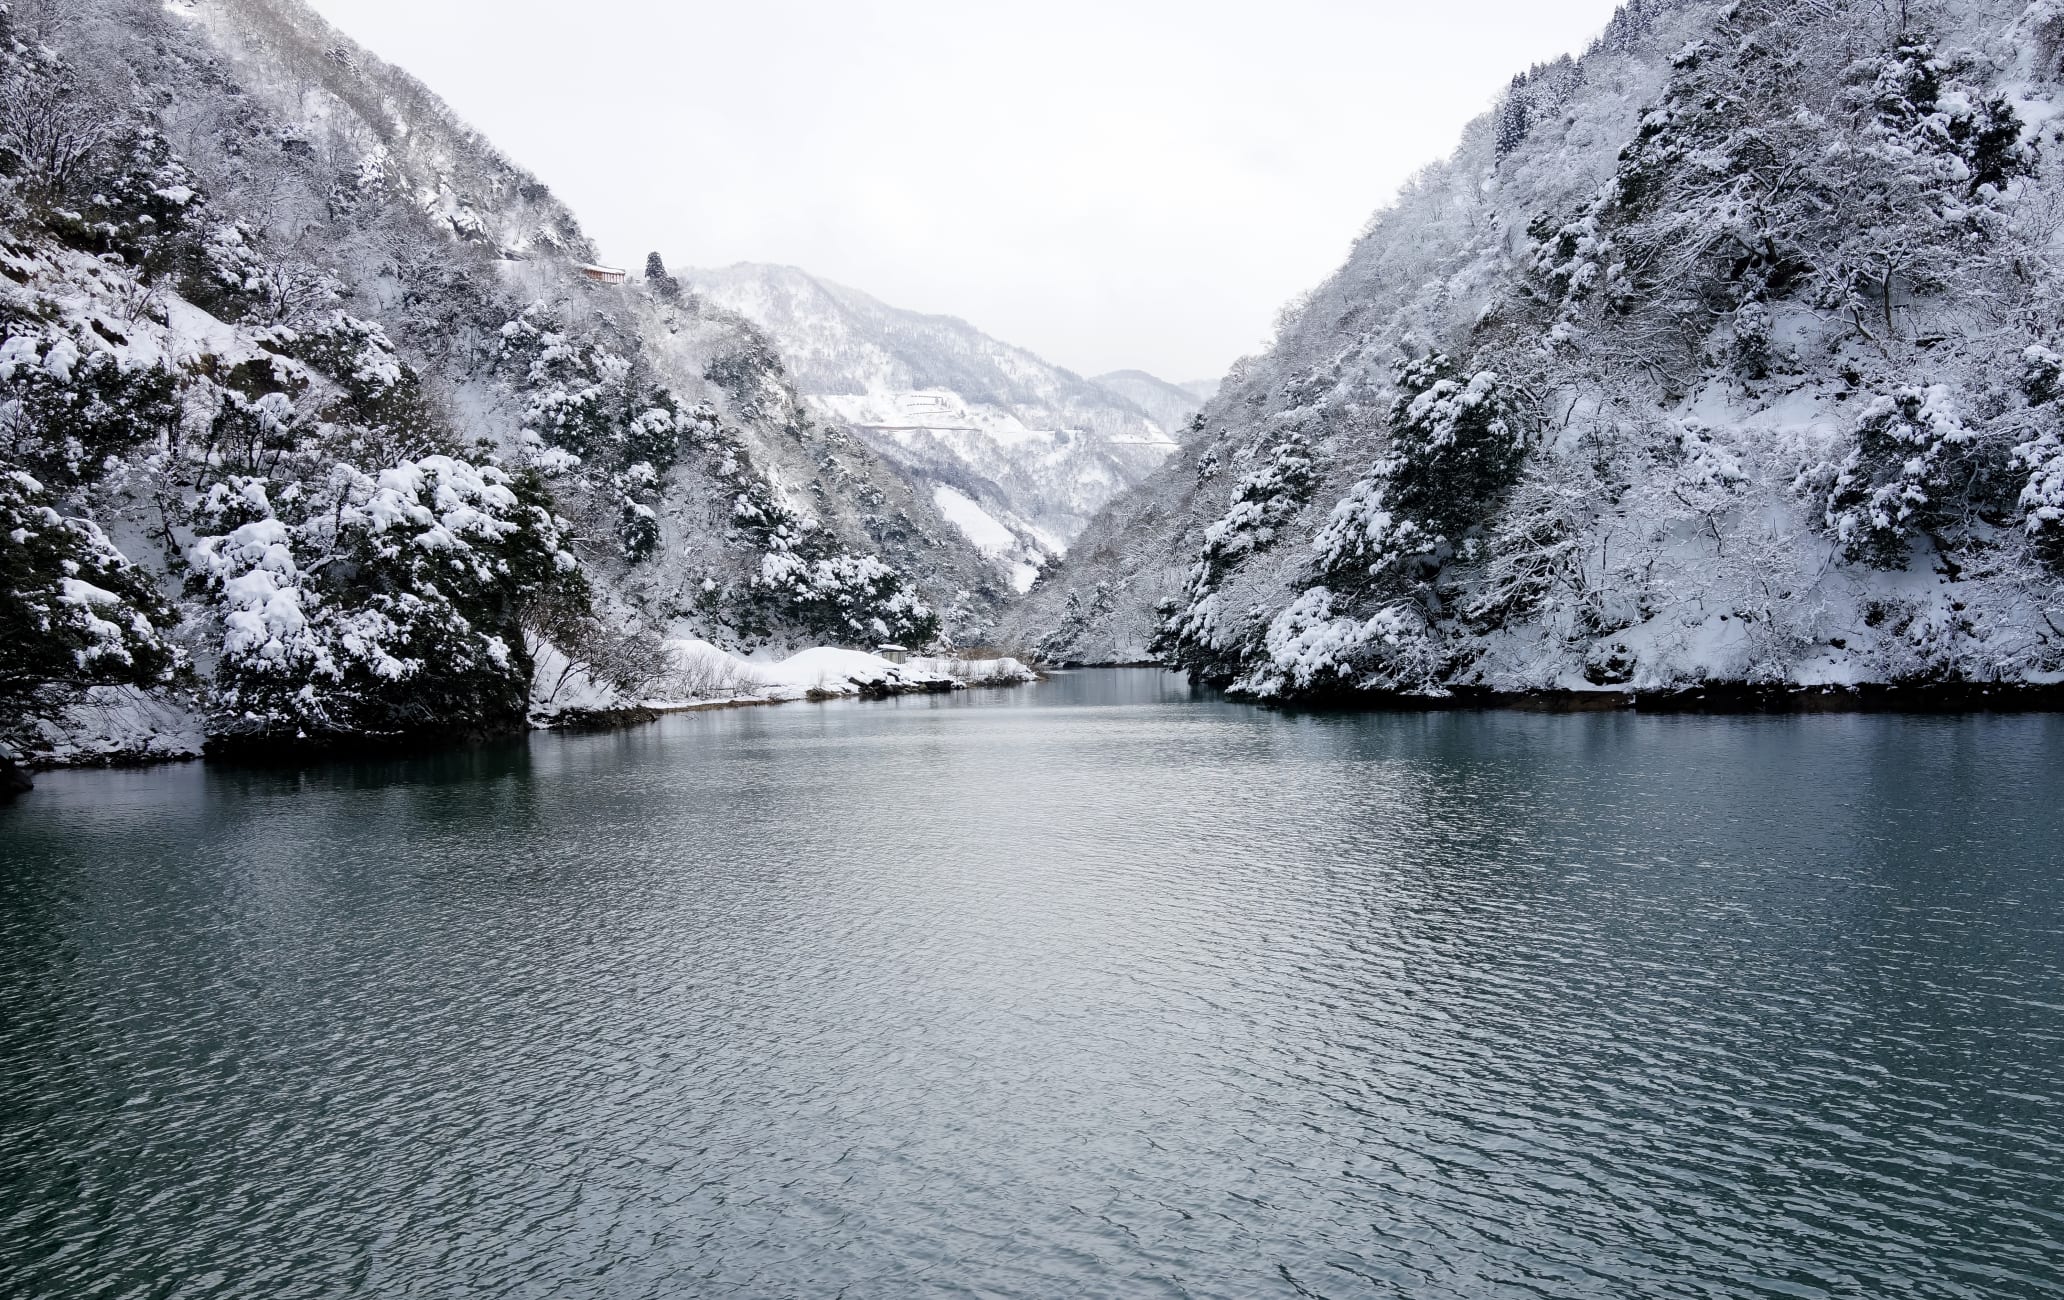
[1092,369,1207,439]
[684,264,1180,588]
[1,0,1010,775]
[1010,0,2064,700]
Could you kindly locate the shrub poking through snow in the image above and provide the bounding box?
[187,456,582,751]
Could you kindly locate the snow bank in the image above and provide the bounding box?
[664,641,1037,703]
[526,638,627,723]
[527,638,1037,725]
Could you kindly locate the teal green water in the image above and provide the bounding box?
[3,670,2061,1298]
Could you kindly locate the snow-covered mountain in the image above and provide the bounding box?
[1091,369,1208,439]
[1009,0,2064,700]
[684,264,1181,590]
[1,0,1012,776]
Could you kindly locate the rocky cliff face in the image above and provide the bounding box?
[1010,0,2064,699]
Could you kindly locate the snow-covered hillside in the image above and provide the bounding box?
[684,264,1182,588]
[1092,369,1208,439]
[1010,0,2064,701]
[1,0,1010,778]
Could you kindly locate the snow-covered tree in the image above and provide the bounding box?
[644,251,681,300]
[1197,429,1314,579]
[188,457,582,751]
[1,468,181,760]
[1812,384,1990,566]
[2011,346,2064,565]
[728,480,938,646]
[1313,356,1525,586]
[0,323,181,488]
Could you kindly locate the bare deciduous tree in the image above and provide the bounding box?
[0,68,121,199]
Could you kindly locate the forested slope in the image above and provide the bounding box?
[1009,0,2064,702]
[0,0,1006,776]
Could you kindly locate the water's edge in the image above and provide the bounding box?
[1048,664,2064,712]
[17,672,2063,801]
[3,676,1009,795]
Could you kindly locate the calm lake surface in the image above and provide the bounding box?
[4,670,2062,1299]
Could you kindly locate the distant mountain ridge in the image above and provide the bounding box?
[1091,369,1208,439]
[684,263,1185,589]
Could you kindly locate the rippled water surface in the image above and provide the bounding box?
[4,671,2063,1299]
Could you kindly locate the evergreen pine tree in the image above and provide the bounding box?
[644,251,681,300]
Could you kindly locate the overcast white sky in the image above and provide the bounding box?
[304,0,1626,382]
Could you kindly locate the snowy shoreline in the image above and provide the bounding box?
[1050,663,2064,713]
[7,644,1041,788]
[1267,683,2064,713]
[530,640,1039,724]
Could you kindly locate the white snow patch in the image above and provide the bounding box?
[931,484,1017,556]
[529,637,1037,725]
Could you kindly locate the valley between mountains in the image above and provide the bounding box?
[8,0,2064,793]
